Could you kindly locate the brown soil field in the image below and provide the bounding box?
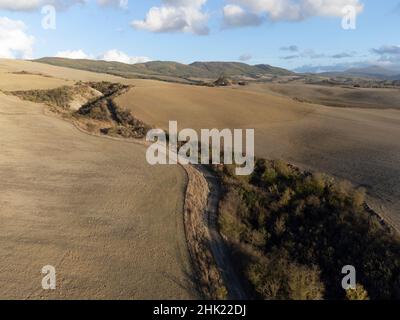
[0,59,122,89]
[243,83,400,110]
[0,61,198,299]
[116,81,400,231]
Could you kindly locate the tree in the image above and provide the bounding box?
[287,264,325,300]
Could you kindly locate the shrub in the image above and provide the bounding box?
[215,159,400,300]
[246,252,325,300]
[11,86,74,109]
[346,285,369,300]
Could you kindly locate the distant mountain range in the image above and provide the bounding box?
[317,66,400,80]
[34,58,293,81]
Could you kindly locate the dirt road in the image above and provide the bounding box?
[195,165,247,300]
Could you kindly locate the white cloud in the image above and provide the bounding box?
[99,49,151,64]
[223,4,263,27]
[132,0,209,35]
[0,0,44,11]
[0,17,35,59]
[55,49,91,59]
[0,0,84,11]
[55,49,152,64]
[224,0,364,26]
[97,0,128,10]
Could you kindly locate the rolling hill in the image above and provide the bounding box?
[189,61,293,77]
[34,57,293,81]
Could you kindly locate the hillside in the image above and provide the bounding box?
[189,61,293,77]
[115,79,400,232]
[34,57,293,81]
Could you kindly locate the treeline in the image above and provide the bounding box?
[215,159,400,300]
[11,86,75,109]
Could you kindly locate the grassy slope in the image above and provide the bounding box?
[35,57,293,80]
[189,61,293,77]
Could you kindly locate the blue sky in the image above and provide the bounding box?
[0,0,399,71]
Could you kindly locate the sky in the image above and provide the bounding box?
[0,0,399,72]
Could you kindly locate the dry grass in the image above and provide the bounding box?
[183,165,227,300]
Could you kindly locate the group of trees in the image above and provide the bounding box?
[11,86,74,110]
[216,159,400,300]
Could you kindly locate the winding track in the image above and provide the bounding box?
[195,165,247,300]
